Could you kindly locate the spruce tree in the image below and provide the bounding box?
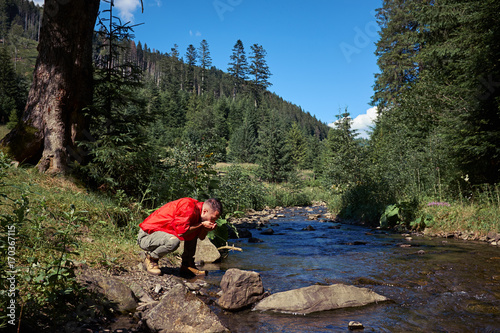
[198,39,212,95]
[372,0,425,111]
[323,109,360,187]
[185,44,198,93]
[287,122,308,169]
[227,39,248,99]
[0,46,24,124]
[228,105,258,163]
[249,43,272,107]
[257,111,293,182]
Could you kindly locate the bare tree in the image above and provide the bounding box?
[1,0,100,173]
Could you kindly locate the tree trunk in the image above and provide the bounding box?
[0,0,100,173]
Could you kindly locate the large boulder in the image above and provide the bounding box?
[178,237,221,263]
[253,284,389,314]
[145,284,229,333]
[218,268,266,311]
[95,276,138,313]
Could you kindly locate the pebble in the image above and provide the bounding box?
[348,321,364,330]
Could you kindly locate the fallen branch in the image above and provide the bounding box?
[217,244,243,252]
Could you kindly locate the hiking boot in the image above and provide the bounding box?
[144,254,161,276]
[180,265,207,277]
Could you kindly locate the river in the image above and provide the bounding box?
[204,206,500,332]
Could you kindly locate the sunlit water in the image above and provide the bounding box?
[204,206,500,332]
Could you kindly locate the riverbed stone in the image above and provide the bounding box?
[145,284,229,333]
[260,228,274,235]
[348,321,364,330]
[253,284,389,315]
[218,268,266,311]
[95,276,138,313]
[128,281,155,303]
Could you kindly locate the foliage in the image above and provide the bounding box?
[0,46,27,126]
[320,109,363,188]
[0,153,86,330]
[207,211,242,248]
[264,180,312,208]
[157,140,220,203]
[379,200,420,229]
[257,110,294,183]
[77,4,158,201]
[214,165,266,212]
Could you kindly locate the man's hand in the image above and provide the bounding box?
[201,220,217,231]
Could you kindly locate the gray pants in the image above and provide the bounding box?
[137,229,197,266]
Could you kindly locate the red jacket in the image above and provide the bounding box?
[139,198,203,241]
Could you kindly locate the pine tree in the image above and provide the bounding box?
[322,109,361,187]
[78,0,156,197]
[227,39,248,100]
[415,0,500,184]
[257,111,293,182]
[228,105,258,163]
[287,122,308,169]
[198,39,212,95]
[372,0,426,111]
[0,46,24,124]
[185,44,197,93]
[249,43,272,107]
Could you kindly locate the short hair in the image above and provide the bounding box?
[204,198,223,215]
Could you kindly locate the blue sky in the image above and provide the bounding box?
[35,0,382,137]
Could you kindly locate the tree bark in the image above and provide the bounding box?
[0,0,100,173]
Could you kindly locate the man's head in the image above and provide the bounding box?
[201,198,222,223]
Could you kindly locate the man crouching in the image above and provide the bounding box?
[137,197,222,276]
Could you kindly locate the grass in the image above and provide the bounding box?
[0,125,9,140]
[421,197,500,235]
[0,163,143,270]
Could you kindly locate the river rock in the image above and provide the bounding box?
[96,276,138,313]
[128,281,155,303]
[348,321,364,330]
[302,225,316,231]
[260,228,274,235]
[248,237,264,243]
[253,284,389,315]
[178,237,221,263]
[218,268,266,311]
[145,284,229,333]
[229,228,252,239]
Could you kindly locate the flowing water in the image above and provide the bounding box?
[204,206,500,332]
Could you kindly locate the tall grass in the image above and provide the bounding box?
[421,184,500,234]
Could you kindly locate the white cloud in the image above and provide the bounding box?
[113,0,142,22]
[351,106,378,138]
[328,106,378,139]
[32,0,44,6]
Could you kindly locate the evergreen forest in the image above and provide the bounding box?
[0,0,499,328]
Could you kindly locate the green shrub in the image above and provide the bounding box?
[214,165,266,212]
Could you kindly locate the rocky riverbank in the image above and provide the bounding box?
[229,202,500,247]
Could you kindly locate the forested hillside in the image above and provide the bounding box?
[0,0,40,124]
[0,0,498,224]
